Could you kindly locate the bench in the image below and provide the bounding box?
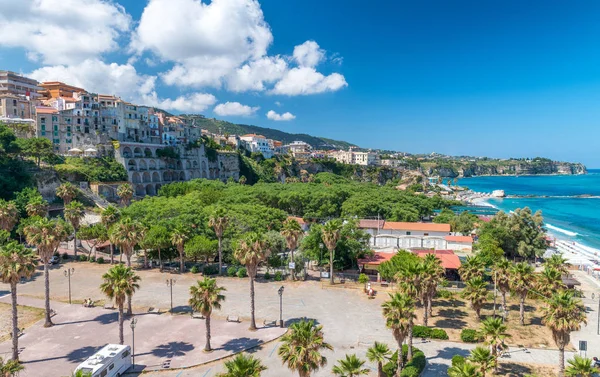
[263,319,277,327]
[191,311,204,319]
[226,315,240,323]
[148,307,160,314]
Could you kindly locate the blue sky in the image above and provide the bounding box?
[2,1,600,166]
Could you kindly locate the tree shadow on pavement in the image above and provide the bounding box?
[150,342,194,358]
[422,346,471,376]
[66,345,102,363]
[284,317,320,326]
[55,312,117,326]
[496,362,533,377]
[171,305,192,314]
[217,338,263,353]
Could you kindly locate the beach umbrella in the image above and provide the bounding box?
[68,148,83,153]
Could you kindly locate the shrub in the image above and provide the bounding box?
[78,255,88,262]
[227,266,238,277]
[460,329,483,343]
[203,264,219,275]
[441,280,450,287]
[412,325,431,338]
[400,366,419,377]
[89,256,96,263]
[274,271,283,281]
[236,267,247,278]
[357,273,369,285]
[436,289,454,299]
[62,252,69,260]
[264,271,271,280]
[451,355,465,368]
[97,257,105,264]
[190,266,199,274]
[430,328,449,340]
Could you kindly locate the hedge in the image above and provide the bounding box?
[451,355,465,368]
[383,345,426,377]
[460,329,483,343]
[412,325,449,340]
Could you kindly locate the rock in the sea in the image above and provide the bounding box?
[492,190,506,198]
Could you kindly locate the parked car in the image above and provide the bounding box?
[49,256,60,265]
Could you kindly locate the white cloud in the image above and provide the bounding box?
[0,0,131,65]
[266,110,296,121]
[293,40,325,68]
[275,101,282,107]
[226,56,287,92]
[29,59,216,112]
[133,0,273,88]
[214,102,259,116]
[271,67,348,96]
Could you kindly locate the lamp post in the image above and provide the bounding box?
[592,293,600,335]
[63,268,75,304]
[130,317,137,370]
[166,279,176,313]
[278,286,284,328]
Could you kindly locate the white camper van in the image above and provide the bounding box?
[74,344,132,377]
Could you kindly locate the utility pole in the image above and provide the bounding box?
[166,279,176,313]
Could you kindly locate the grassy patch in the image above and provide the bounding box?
[0,302,44,341]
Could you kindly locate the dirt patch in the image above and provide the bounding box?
[497,361,558,377]
[427,293,572,350]
[0,302,44,341]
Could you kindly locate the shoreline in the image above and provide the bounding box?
[458,172,588,178]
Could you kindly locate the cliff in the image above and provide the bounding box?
[424,159,587,178]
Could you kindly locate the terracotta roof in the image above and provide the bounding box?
[358,219,385,229]
[382,222,451,232]
[357,251,395,266]
[35,107,58,114]
[445,235,473,243]
[414,249,461,269]
[287,216,306,225]
[241,134,265,138]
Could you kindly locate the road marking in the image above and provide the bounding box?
[175,372,183,377]
[269,344,278,357]
[201,368,212,377]
[300,299,305,306]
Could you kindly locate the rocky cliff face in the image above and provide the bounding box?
[431,161,586,178]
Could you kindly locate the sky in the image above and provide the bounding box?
[2,0,600,166]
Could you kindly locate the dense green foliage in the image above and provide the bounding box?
[412,325,449,340]
[460,329,483,343]
[383,346,426,377]
[0,123,34,199]
[476,208,546,261]
[53,157,127,182]
[378,251,421,281]
[434,208,478,234]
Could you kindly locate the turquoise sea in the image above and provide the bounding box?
[458,169,600,250]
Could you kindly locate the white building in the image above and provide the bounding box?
[331,148,378,166]
[358,220,463,250]
[240,134,273,158]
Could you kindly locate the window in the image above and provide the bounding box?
[12,99,16,106]
[41,131,46,136]
[52,116,57,122]
[122,350,130,358]
[109,364,114,370]
[67,132,71,137]
[53,139,59,144]
[66,139,72,144]
[41,125,45,131]
[54,125,58,131]
[77,118,81,124]
[406,231,411,236]
[423,233,429,236]
[100,370,107,377]
[66,126,71,132]
[54,131,58,137]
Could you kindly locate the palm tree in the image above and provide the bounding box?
[565,355,595,377]
[170,228,189,273]
[71,370,92,377]
[332,354,369,377]
[100,205,120,264]
[459,256,485,282]
[209,207,228,276]
[479,317,511,364]
[491,258,511,316]
[99,265,141,345]
[366,342,391,377]
[281,218,303,280]
[216,353,267,377]
[544,254,570,275]
[536,267,566,297]
[25,197,48,218]
[509,262,535,326]
[0,242,36,361]
[322,219,342,285]
[468,346,495,377]
[0,357,24,376]
[24,217,70,327]
[56,182,78,206]
[116,183,134,207]
[394,259,424,361]
[461,277,488,320]
[234,232,271,330]
[382,292,415,376]
[64,200,85,257]
[422,253,444,319]
[278,319,333,377]
[542,290,587,377]
[189,277,226,351]
[0,200,18,232]
[447,362,482,377]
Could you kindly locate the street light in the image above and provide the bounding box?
[63,268,75,304]
[592,293,600,335]
[130,317,137,370]
[166,279,176,313]
[278,286,284,328]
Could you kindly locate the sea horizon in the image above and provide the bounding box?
[459,169,600,252]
